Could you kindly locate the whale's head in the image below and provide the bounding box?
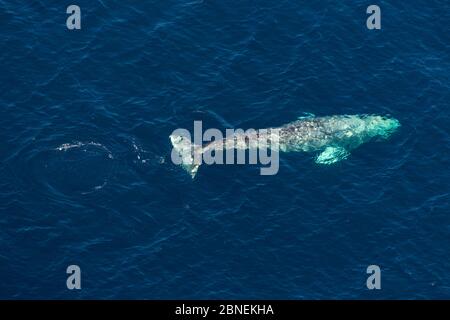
[364,115,400,139]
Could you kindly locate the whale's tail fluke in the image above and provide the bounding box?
[169,134,201,179]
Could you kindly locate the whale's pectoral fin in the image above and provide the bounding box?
[297,112,315,120]
[315,146,350,165]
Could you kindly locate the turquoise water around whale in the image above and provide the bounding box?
[0,0,449,299]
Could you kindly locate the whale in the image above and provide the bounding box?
[170,114,400,178]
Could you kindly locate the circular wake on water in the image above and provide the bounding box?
[27,141,117,196]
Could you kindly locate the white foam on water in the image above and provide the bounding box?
[56,141,114,159]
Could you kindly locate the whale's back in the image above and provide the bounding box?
[278,115,398,152]
[279,118,335,152]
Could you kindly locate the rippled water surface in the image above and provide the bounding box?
[0,0,449,298]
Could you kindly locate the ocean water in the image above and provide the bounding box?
[0,0,449,299]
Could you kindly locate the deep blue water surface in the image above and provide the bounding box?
[0,0,449,299]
